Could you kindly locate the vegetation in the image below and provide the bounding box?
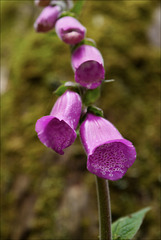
[1,1,160,239]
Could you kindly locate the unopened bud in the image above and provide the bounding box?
[34,5,61,32]
[55,16,86,44]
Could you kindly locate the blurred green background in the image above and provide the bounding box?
[1,1,160,239]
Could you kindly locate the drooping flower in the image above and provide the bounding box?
[34,5,61,32]
[80,113,136,181]
[35,90,82,155]
[71,44,105,89]
[55,16,86,44]
[35,0,50,7]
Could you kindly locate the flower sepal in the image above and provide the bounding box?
[104,79,115,83]
[54,81,80,96]
[58,11,76,19]
[71,38,96,53]
[87,105,104,117]
[82,87,101,106]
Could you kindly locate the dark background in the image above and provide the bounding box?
[1,1,160,239]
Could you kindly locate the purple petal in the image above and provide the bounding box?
[80,113,123,155]
[55,16,86,44]
[35,116,77,155]
[71,45,105,89]
[50,90,82,130]
[34,5,61,32]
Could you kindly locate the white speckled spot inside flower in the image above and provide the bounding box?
[87,141,136,180]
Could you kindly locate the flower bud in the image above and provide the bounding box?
[35,0,50,7]
[35,90,82,154]
[34,5,61,32]
[71,45,105,89]
[55,16,86,44]
[80,113,136,180]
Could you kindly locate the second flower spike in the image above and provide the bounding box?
[55,16,86,44]
[71,45,105,89]
[35,90,82,154]
[80,113,136,180]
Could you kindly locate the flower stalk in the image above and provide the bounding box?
[33,1,138,240]
[95,176,112,240]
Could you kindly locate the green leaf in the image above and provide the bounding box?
[87,106,104,117]
[71,0,86,16]
[83,87,100,106]
[112,207,151,240]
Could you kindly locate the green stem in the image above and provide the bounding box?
[95,176,112,240]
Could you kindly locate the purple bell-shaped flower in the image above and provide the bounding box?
[55,16,86,44]
[80,113,136,181]
[34,5,61,32]
[35,90,82,155]
[71,44,105,89]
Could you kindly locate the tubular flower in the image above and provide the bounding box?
[34,5,61,32]
[55,16,86,44]
[80,113,136,181]
[35,90,82,155]
[71,45,105,89]
[35,0,50,7]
